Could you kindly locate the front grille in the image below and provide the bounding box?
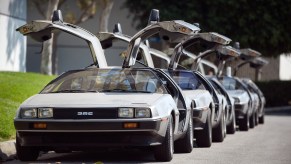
[53,108,118,119]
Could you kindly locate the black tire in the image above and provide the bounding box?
[154,116,174,162]
[174,117,193,153]
[16,137,39,161]
[254,112,259,126]
[239,112,249,131]
[249,112,255,129]
[212,110,225,142]
[227,111,236,134]
[195,110,212,147]
[259,114,265,124]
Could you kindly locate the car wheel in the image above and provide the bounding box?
[195,110,212,147]
[239,112,249,131]
[227,110,236,134]
[249,112,255,128]
[16,136,39,161]
[259,114,265,124]
[174,117,193,153]
[213,109,225,142]
[254,112,259,126]
[154,116,174,162]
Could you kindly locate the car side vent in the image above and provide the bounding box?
[52,10,64,23]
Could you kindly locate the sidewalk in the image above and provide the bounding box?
[1,106,291,162]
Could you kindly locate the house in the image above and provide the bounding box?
[0,0,27,72]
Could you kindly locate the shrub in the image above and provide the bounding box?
[255,80,291,107]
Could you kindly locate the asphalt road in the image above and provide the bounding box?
[6,115,291,164]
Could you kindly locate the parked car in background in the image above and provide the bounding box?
[242,78,266,124]
[206,76,236,134]
[166,70,227,144]
[218,75,254,131]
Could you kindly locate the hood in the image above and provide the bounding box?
[21,93,165,108]
[226,90,249,103]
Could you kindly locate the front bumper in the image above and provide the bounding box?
[15,118,166,147]
[234,103,248,119]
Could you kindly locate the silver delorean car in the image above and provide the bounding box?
[14,10,195,162]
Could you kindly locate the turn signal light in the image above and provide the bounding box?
[33,123,47,129]
[123,122,138,129]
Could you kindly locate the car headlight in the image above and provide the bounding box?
[118,108,134,118]
[21,108,37,118]
[38,108,53,118]
[135,108,151,118]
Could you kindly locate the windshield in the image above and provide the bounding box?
[41,68,166,94]
[167,71,205,90]
[219,77,245,90]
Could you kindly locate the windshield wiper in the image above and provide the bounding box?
[182,88,195,90]
[99,89,152,93]
[51,90,97,93]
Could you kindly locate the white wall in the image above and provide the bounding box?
[0,0,27,72]
[279,54,291,80]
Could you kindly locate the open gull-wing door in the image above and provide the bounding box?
[122,9,200,68]
[97,23,155,68]
[180,50,219,75]
[16,10,107,68]
[215,46,241,76]
[168,32,232,70]
[233,48,268,76]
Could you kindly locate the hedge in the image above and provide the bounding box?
[255,80,291,107]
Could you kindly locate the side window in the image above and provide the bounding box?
[151,54,169,69]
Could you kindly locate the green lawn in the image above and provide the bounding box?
[0,71,55,141]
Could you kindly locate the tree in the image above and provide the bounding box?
[123,0,291,57]
[99,0,114,32]
[37,0,59,75]
[31,0,114,74]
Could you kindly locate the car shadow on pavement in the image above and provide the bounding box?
[32,148,158,163]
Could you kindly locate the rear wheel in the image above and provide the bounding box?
[195,110,212,147]
[227,110,236,134]
[254,112,259,126]
[249,112,255,128]
[213,110,225,142]
[154,116,174,162]
[239,112,249,131]
[16,136,39,161]
[174,117,193,153]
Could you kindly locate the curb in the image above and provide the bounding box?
[0,140,16,162]
[265,106,291,112]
